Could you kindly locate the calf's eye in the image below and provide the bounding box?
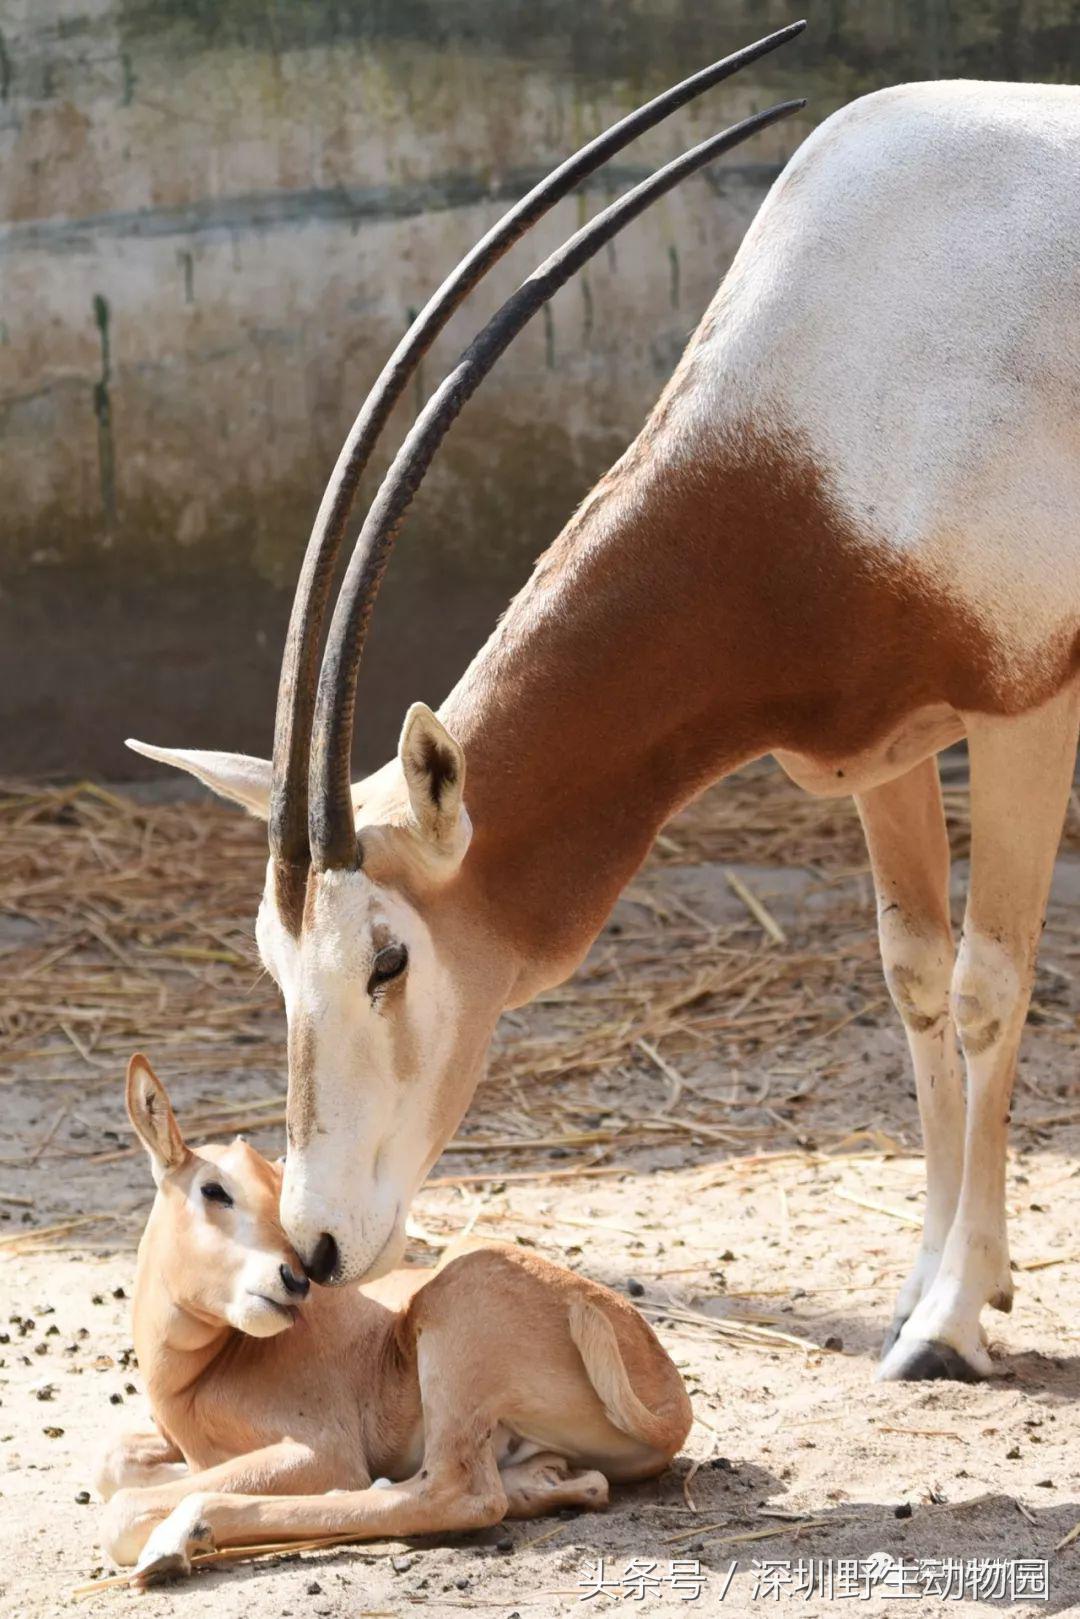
[368,943,408,996]
[201,1182,233,1207]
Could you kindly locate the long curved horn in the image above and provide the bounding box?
[268,21,807,866]
[309,97,806,870]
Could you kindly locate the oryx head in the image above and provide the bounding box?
[128,702,507,1286]
[126,30,804,1284]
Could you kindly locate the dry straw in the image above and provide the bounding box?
[3,759,1078,1191]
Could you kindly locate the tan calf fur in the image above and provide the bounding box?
[98,1055,691,1584]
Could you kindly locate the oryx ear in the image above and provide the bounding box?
[125,740,271,819]
[398,704,469,856]
[126,1053,187,1181]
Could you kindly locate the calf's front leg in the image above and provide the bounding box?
[102,1440,343,1566]
[130,1421,510,1585]
[133,1467,510,1586]
[130,1339,517,1584]
[135,1451,612,1585]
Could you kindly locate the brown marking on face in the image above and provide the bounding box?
[387,994,418,1092]
[302,867,321,934]
[287,1013,318,1150]
[368,921,418,1085]
[273,859,308,939]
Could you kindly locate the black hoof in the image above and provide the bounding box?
[133,1551,190,1588]
[883,1338,984,1383]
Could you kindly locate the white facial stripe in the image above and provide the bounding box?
[262,861,465,1281]
[256,862,301,1004]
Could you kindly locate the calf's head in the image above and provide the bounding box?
[127,1053,310,1335]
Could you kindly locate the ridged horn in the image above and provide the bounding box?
[268,21,807,866]
[310,96,806,869]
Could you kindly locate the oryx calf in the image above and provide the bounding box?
[98,1056,691,1584]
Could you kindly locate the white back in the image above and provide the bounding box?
[674,80,1080,674]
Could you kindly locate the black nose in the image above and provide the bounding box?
[304,1233,339,1286]
[279,1262,310,1298]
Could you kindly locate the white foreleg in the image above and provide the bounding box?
[880,690,1079,1380]
[856,755,965,1351]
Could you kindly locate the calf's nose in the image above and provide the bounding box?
[279,1261,310,1298]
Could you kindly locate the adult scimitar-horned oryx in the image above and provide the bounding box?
[129,24,1080,1384]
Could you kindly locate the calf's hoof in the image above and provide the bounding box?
[132,1495,213,1588]
[134,1547,193,1588]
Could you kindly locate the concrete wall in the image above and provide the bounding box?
[2,0,1077,774]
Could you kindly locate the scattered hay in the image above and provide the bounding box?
[2,758,1077,1187]
[0,778,272,1091]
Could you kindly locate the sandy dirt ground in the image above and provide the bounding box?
[2,763,1079,1618]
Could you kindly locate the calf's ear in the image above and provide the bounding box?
[126,1053,187,1182]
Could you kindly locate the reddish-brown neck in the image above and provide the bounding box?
[442,415,1002,996]
[440,428,767,991]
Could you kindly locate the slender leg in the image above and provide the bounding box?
[499,1452,609,1518]
[132,1449,612,1582]
[880,692,1079,1381]
[128,1394,509,1585]
[95,1430,187,1501]
[132,1464,510,1587]
[102,1440,332,1565]
[855,756,964,1352]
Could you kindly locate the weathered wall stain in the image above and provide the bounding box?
[0,26,11,105]
[91,293,116,528]
[107,0,1080,85]
[0,160,785,254]
[178,250,194,305]
[668,243,680,310]
[1,1,1077,775]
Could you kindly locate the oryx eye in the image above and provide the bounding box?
[201,1181,233,1207]
[368,943,408,996]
